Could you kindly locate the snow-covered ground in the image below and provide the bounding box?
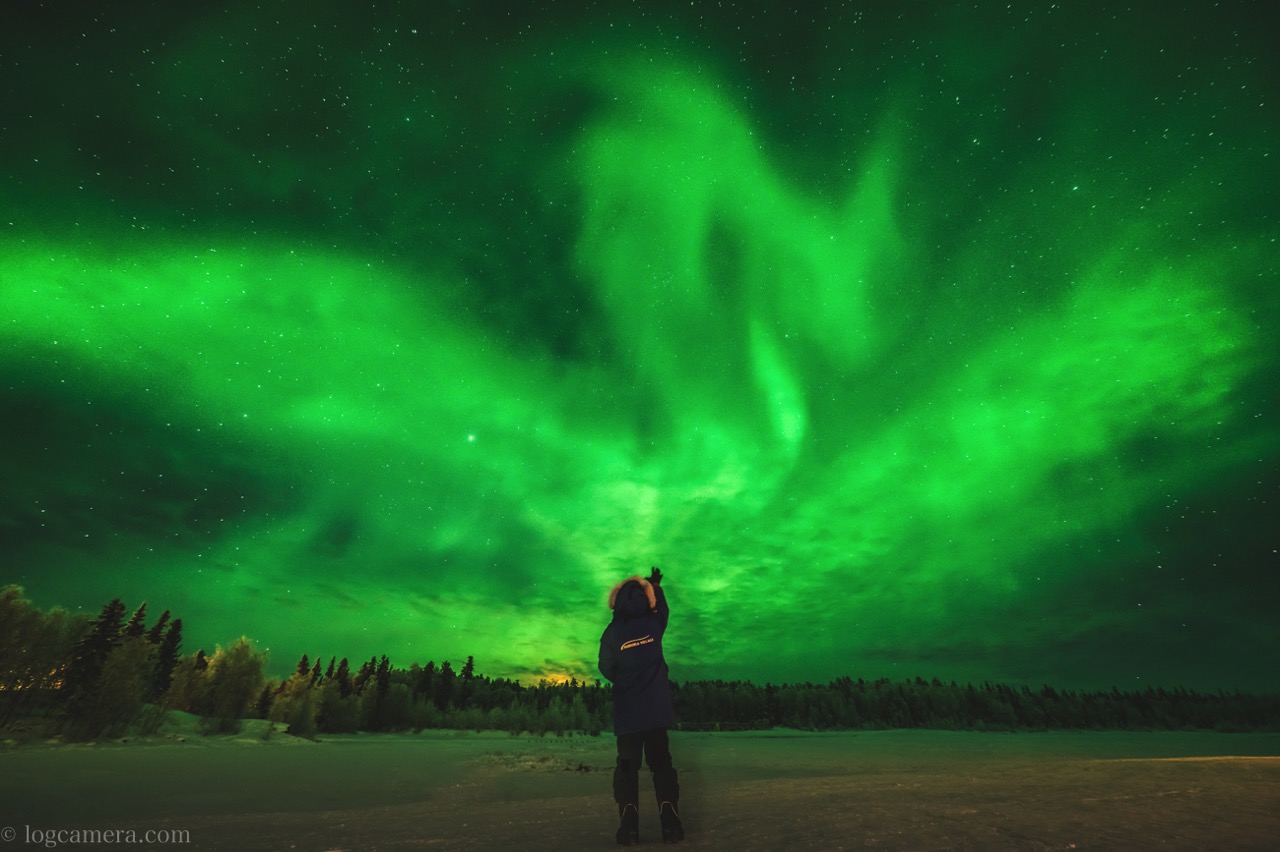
[3,721,1277,849]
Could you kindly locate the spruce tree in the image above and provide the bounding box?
[353,657,375,693]
[152,618,183,700]
[62,598,127,705]
[122,603,148,639]
[416,662,436,705]
[366,656,391,730]
[255,683,276,719]
[459,656,476,709]
[436,661,455,711]
[146,610,171,644]
[335,658,352,697]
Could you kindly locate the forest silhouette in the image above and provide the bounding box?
[3,587,1276,741]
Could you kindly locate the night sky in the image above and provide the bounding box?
[2,1,1276,691]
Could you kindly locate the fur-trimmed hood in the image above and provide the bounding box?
[608,575,657,616]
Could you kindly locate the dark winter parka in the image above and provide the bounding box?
[598,576,676,736]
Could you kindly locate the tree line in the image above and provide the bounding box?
[672,676,1279,733]
[2,586,1276,741]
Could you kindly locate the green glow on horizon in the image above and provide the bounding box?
[1,2,1276,690]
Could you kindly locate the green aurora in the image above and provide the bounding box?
[2,1,1276,690]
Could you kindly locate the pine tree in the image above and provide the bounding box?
[122,603,148,639]
[152,618,183,700]
[353,657,375,693]
[364,656,391,730]
[295,654,311,678]
[415,662,436,704]
[255,682,276,718]
[459,656,477,709]
[335,658,352,697]
[62,598,127,705]
[146,610,171,644]
[436,660,455,711]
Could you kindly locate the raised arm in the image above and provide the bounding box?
[649,567,670,631]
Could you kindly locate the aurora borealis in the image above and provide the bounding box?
[2,1,1276,691]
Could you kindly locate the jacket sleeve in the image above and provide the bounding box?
[653,584,670,633]
[598,628,617,683]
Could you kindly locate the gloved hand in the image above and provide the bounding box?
[648,566,663,586]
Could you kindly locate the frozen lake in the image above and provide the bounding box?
[3,727,1278,849]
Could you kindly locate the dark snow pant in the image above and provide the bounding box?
[613,727,680,809]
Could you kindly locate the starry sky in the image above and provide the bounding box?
[2,1,1277,691]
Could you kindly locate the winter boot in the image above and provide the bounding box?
[615,802,639,846]
[659,800,684,843]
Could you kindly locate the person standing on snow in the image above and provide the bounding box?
[598,567,685,845]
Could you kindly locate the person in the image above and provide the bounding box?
[598,567,684,845]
